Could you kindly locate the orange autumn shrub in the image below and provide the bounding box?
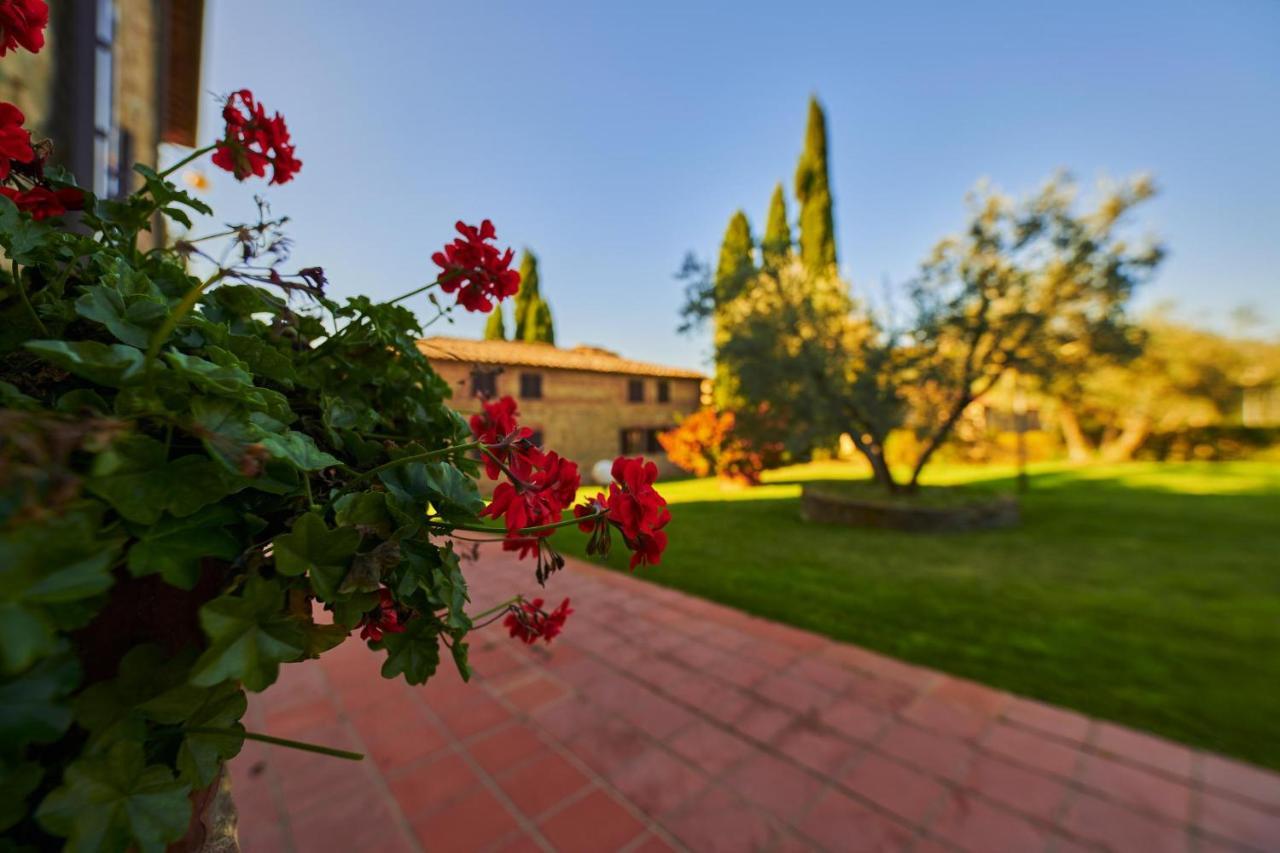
[659,408,766,485]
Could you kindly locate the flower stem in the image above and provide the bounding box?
[183,726,364,761]
[10,258,46,336]
[159,144,216,180]
[439,509,605,538]
[468,596,520,622]
[145,268,226,372]
[351,441,482,483]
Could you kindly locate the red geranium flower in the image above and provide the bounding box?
[358,589,407,642]
[211,89,302,185]
[504,597,572,645]
[468,395,536,480]
[481,449,581,542]
[0,0,47,57]
[431,220,521,313]
[575,456,670,569]
[0,185,83,220]
[0,102,33,180]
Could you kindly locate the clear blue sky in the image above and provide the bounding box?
[191,0,1280,370]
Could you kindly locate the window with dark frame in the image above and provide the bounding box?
[470,369,498,399]
[657,380,670,403]
[627,378,644,403]
[645,428,664,453]
[520,372,543,399]
[619,427,646,455]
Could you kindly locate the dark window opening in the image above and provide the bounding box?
[645,428,664,453]
[520,372,543,399]
[470,368,498,399]
[627,379,644,403]
[657,380,670,403]
[620,427,646,455]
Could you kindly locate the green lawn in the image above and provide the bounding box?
[558,460,1280,769]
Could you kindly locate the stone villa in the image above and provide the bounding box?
[419,337,707,480]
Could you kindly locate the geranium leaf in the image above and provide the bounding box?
[190,577,306,692]
[36,741,192,853]
[24,340,147,387]
[272,513,359,599]
[378,618,440,685]
[0,650,80,748]
[258,431,340,472]
[125,506,241,590]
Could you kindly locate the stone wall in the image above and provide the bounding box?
[430,361,702,482]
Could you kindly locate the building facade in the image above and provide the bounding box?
[420,337,707,481]
[0,0,204,206]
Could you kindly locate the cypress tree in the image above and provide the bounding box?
[794,97,837,272]
[483,304,507,340]
[713,210,756,409]
[513,250,540,340]
[715,210,756,304]
[527,299,555,345]
[513,249,555,344]
[762,182,792,270]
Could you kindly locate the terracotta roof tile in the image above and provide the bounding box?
[418,337,705,381]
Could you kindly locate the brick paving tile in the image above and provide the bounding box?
[537,789,647,853]
[1077,752,1192,823]
[607,749,710,819]
[1201,754,1280,810]
[661,786,781,852]
[723,752,826,824]
[795,787,917,852]
[773,721,862,777]
[926,792,1049,853]
[229,549,1280,853]
[667,720,756,775]
[1092,721,1195,779]
[1058,791,1189,852]
[840,752,949,824]
[961,753,1073,822]
[410,785,522,852]
[982,721,1082,779]
[386,751,482,819]
[1002,697,1091,744]
[494,750,593,818]
[465,722,548,775]
[876,721,977,782]
[1195,788,1280,851]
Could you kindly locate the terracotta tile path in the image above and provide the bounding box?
[230,550,1280,852]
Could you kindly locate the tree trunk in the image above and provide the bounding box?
[908,395,973,490]
[1058,405,1094,463]
[1101,415,1150,462]
[846,431,898,493]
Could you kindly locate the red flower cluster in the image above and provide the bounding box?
[469,396,535,480]
[358,589,407,642]
[0,0,46,57]
[431,220,521,312]
[576,456,671,569]
[212,90,302,185]
[0,102,83,220]
[471,396,580,580]
[504,598,572,645]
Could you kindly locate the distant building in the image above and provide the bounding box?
[420,337,707,479]
[0,0,205,205]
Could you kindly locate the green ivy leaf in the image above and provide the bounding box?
[125,506,241,589]
[190,577,305,692]
[422,461,485,518]
[0,508,119,674]
[258,431,341,472]
[272,513,359,600]
[73,646,189,751]
[74,284,162,349]
[139,681,247,787]
[0,650,80,749]
[0,757,43,832]
[378,618,440,685]
[224,334,297,387]
[36,740,192,853]
[163,349,256,397]
[87,436,232,524]
[333,491,392,537]
[24,340,147,387]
